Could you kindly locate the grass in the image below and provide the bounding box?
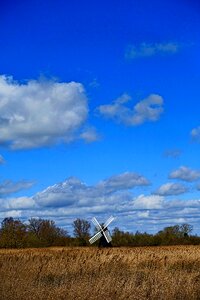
[1,246,200,299]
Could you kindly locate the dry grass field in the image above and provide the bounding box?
[1,246,200,300]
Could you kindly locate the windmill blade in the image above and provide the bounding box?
[103,229,112,243]
[89,231,102,244]
[103,216,115,229]
[92,217,102,231]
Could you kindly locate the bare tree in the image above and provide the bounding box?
[28,218,68,246]
[73,218,91,245]
[180,223,193,237]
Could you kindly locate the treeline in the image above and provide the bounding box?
[112,224,200,246]
[0,217,200,248]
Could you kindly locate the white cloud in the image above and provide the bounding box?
[0,155,5,164]
[0,195,36,211]
[169,166,200,182]
[98,172,150,193]
[7,196,36,210]
[165,199,200,210]
[0,210,22,218]
[0,180,35,196]
[98,94,164,126]
[33,176,86,207]
[191,126,200,142]
[80,127,100,143]
[154,182,188,196]
[133,94,164,125]
[0,75,91,149]
[133,194,164,209]
[137,211,150,218]
[114,93,132,104]
[126,42,179,59]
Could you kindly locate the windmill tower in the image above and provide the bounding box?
[89,216,115,247]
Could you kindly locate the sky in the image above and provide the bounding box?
[0,0,200,235]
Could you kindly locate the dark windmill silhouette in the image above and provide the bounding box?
[89,216,115,247]
[98,226,113,247]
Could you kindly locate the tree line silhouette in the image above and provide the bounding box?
[0,217,200,248]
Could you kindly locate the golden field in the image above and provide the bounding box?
[1,246,200,300]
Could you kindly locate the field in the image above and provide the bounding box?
[1,246,200,300]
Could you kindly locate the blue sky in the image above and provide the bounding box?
[0,0,200,235]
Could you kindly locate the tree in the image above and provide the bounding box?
[156,224,194,245]
[28,218,42,237]
[27,218,68,247]
[73,218,91,246]
[162,225,181,236]
[180,223,193,237]
[112,227,139,246]
[0,217,27,248]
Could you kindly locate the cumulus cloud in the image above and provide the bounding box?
[98,94,164,126]
[125,42,179,59]
[0,155,5,164]
[0,75,92,149]
[191,127,200,142]
[34,177,85,208]
[154,182,188,196]
[0,180,35,196]
[169,166,200,182]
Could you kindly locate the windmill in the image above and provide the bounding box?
[89,216,115,247]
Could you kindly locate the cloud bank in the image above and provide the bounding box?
[33,172,150,208]
[1,171,200,234]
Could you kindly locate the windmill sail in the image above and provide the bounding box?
[89,231,102,244]
[103,229,112,243]
[103,216,115,229]
[92,217,102,231]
